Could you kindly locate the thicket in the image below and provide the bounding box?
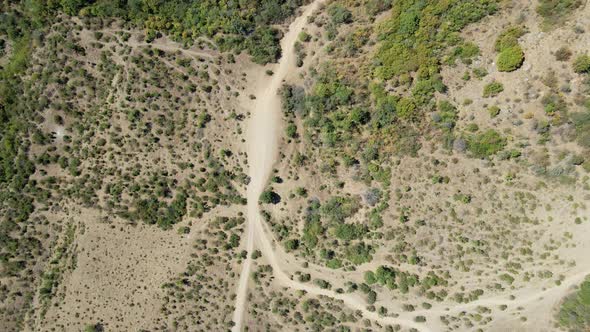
[364,265,448,296]
[293,194,379,267]
[557,276,590,330]
[132,191,188,230]
[374,0,497,109]
[3,0,307,65]
[365,0,498,154]
[0,3,45,288]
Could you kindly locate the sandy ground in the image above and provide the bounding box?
[30,208,192,332]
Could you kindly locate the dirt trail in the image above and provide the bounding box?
[230,2,323,330]
[408,269,590,317]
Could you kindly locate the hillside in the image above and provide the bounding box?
[1,1,590,332]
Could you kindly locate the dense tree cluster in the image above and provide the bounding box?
[44,0,307,64]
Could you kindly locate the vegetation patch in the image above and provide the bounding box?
[467,129,507,158]
[364,265,448,296]
[483,81,504,97]
[571,110,590,148]
[557,276,590,330]
[537,0,583,28]
[573,54,590,74]
[497,46,525,72]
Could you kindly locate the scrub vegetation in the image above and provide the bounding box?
[1,0,590,331]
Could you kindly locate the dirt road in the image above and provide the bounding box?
[230,1,323,330]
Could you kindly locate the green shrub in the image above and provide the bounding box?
[483,81,504,97]
[295,187,307,197]
[542,93,567,116]
[177,226,190,234]
[84,324,103,332]
[321,196,360,224]
[314,279,331,289]
[365,271,377,284]
[326,258,342,269]
[328,4,352,25]
[366,0,393,15]
[344,242,374,265]
[473,67,488,78]
[396,97,417,120]
[333,223,367,241]
[497,46,525,72]
[499,273,515,284]
[573,55,590,74]
[412,77,445,106]
[434,100,458,131]
[298,273,311,282]
[251,250,262,259]
[468,130,506,158]
[488,106,501,118]
[493,27,526,72]
[75,0,309,64]
[284,239,299,252]
[453,193,472,203]
[259,190,281,204]
[298,31,311,42]
[571,155,585,166]
[374,41,418,79]
[133,192,188,230]
[286,123,297,138]
[367,290,377,304]
[466,123,479,132]
[247,27,282,64]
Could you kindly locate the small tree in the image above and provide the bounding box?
[283,239,299,252]
[259,190,280,204]
[367,290,377,304]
